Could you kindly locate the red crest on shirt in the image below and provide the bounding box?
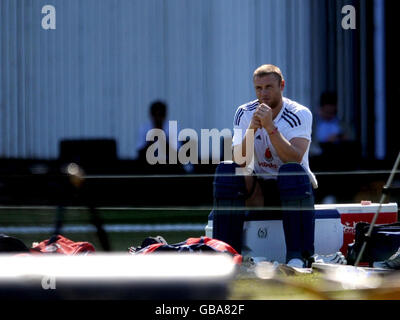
[265,147,272,160]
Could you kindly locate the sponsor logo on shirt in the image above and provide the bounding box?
[258,162,278,169]
[264,147,273,161]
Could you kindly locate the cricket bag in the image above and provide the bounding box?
[347,222,400,266]
[129,236,242,265]
[30,234,95,255]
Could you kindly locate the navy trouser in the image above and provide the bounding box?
[212,162,315,261]
[272,163,315,262]
[212,162,247,254]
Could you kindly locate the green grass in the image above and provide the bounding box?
[228,262,388,300]
[0,208,209,225]
[0,207,208,251]
[230,275,326,300]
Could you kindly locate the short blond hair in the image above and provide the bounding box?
[253,64,284,83]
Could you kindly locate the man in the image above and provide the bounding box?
[316,91,347,144]
[213,64,317,268]
[136,101,170,156]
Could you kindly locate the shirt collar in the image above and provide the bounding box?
[274,98,286,123]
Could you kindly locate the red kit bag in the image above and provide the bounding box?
[30,234,95,255]
[130,236,242,265]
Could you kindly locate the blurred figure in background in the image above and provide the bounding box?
[136,100,180,165]
[136,100,171,159]
[315,91,348,144]
[135,100,189,174]
[312,91,360,204]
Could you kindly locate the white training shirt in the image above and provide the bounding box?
[232,97,318,189]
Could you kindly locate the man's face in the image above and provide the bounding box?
[319,104,337,120]
[151,109,166,128]
[253,74,284,109]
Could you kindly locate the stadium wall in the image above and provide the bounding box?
[0,0,362,160]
